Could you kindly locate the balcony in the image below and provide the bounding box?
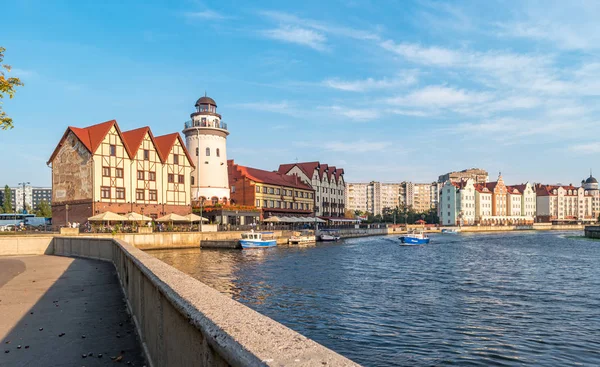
[184,120,228,131]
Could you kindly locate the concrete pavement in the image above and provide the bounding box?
[0,255,145,366]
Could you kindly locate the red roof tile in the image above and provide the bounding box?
[154,133,195,168]
[121,127,151,157]
[236,163,313,190]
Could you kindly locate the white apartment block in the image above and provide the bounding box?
[401,181,439,212]
[439,179,476,226]
[536,184,594,223]
[345,182,399,216]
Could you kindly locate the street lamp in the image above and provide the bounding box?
[18,182,30,213]
[65,204,70,227]
[199,197,205,232]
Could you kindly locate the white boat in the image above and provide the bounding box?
[441,228,461,234]
[399,230,430,245]
[288,230,316,245]
[319,229,341,241]
[239,231,277,249]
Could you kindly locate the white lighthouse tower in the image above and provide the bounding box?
[183,94,230,204]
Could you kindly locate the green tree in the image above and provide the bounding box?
[36,200,52,218]
[3,185,13,213]
[1,47,24,130]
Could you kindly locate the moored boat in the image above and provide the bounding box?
[399,230,430,245]
[319,229,341,242]
[288,230,316,245]
[441,228,461,234]
[239,231,277,249]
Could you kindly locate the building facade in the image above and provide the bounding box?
[536,184,594,223]
[345,182,400,216]
[438,168,489,184]
[47,120,193,227]
[278,162,345,217]
[183,95,230,204]
[400,181,439,212]
[228,160,315,219]
[439,179,476,226]
[0,186,52,213]
[581,174,600,220]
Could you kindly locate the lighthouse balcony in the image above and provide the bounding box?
[184,120,228,131]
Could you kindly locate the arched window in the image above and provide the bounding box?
[206,148,210,156]
[216,148,220,157]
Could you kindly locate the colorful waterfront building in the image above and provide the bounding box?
[228,160,315,219]
[47,120,194,227]
[278,162,345,217]
[536,184,594,223]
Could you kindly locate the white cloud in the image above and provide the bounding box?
[261,26,327,51]
[326,105,381,121]
[323,140,392,153]
[387,85,491,108]
[184,10,230,20]
[569,143,600,154]
[322,72,418,92]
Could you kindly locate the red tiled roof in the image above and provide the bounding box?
[121,126,151,157]
[154,133,195,168]
[278,161,320,179]
[48,119,125,164]
[506,186,521,194]
[474,183,492,193]
[236,163,313,190]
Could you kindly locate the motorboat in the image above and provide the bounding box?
[288,230,316,245]
[441,228,461,234]
[319,229,341,242]
[239,231,277,249]
[399,230,430,245]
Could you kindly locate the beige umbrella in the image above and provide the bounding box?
[155,213,188,222]
[263,216,282,223]
[184,213,209,222]
[124,212,152,222]
[88,211,128,222]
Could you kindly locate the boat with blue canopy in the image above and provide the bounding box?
[399,230,430,245]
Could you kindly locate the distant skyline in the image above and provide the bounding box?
[2,0,600,186]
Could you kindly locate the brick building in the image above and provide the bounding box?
[228,160,315,219]
[47,120,194,226]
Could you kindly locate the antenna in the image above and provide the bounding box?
[204,91,207,97]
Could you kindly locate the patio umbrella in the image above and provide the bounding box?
[156,213,188,222]
[263,216,282,223]
[124,212,152,222]
[184,213,209,222]
[88,211,128,222]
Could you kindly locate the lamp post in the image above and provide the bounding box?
[199,197,205,232]
[65,204,70,227]
[18,182,30,214]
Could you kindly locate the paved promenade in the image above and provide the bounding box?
[0,255,145,366]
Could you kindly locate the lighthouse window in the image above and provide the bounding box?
[216,148,220,157]
[195,147,199,156]
[206,148,210,156]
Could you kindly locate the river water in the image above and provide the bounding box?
[150,231,600,366]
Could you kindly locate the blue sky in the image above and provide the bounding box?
[2,0,600,187]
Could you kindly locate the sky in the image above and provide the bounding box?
[2,0,600,187]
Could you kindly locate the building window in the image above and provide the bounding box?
[195,147,199,156]
[295,191,299,197]
[294,202,298,209]
[262,200,267,208]
[102,167,110,177]
[101,186,111,199]
[231,185,235,193]
[116,168,123,178]
[276,188,280,195]
[276,201,281,208]
[268,200,274,208]
[110,145,116,156]
[206,148,210,156]
[136,189,145,200]
[216,148,220,157]
[148,171,156,181]
[178,175,185,184]
[144,149,149,160]
[168,174,174,183]
[191,176,195,186]
[116,188,125,200]
[269,188,274,194]
[256,199,260,207]
[137,171,145,180]
[256,186,260,193]
[263,187,268,194]
[173,155,179,165]
[149,190,157,201]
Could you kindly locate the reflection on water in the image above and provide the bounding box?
[150,231,600,367]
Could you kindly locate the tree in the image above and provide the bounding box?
[36,200,52,218]
[344,209,355,219]
[1,47,24,130]
[3,185,13,213]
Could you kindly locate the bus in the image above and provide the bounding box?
[0,213,50,228]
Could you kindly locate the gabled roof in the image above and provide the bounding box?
[122,127,153,158]
[47,119,126,164]
[513,183,530,193]
[278,161,320,179]
[474,183,492,193]
[154,133,195,168]
[506,186,521,194]
[235,163,314,190]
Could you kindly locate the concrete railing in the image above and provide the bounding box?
[53,237,358,367]
[584,226,600,239]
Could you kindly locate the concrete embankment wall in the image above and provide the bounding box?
[336,227,389,238]
[584,226,600,239]
[52,237,358,367]
[0,235,54,256]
